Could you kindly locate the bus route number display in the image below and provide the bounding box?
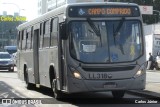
[68,6,140,17]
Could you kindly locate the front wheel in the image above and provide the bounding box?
[112,91,125,98]
[52,79,63,99]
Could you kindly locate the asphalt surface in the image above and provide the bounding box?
[128,70,160,99]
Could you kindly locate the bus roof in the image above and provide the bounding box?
[17,2,138,30]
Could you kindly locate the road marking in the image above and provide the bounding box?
[16,87,35,96]
[27,91,35,96]
[10,89,25,98]
[0,92,9,98]
[15,87,26,91]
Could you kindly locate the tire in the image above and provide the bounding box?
[112,91,125,98]
[24,67,33,89]
[52,79,63,99]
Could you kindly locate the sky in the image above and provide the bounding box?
[0,0,38,21]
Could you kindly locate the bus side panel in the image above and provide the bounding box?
[39,49,47,86]
[17,50,34,84]
[17,51,23,80]
[39,47,58,88]
[23,50,35,83]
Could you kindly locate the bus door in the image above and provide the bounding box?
[51,18,64,90]
[33,24,40,87]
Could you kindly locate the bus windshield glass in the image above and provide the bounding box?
[69,20,142,63]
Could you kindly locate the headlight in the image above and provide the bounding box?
[69,66,82,79]
[134,62,147,78]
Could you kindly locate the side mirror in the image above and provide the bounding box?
[60,23,67,40]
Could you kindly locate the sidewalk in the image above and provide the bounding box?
[147,69,160,73]
[128,70,160,98]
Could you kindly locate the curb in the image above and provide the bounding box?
[127,90,160,98]
[147,70,160,73]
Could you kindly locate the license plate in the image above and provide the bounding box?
[88,73,109,79]
[104,82,116,88]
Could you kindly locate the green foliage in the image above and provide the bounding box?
[109,0,153,5]
[154,0,160,11]
[133,0,143,4]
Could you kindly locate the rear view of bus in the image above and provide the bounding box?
[64,2,146,98]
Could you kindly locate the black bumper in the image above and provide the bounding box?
[0,64,14,71]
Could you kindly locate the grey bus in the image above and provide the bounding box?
[17,2,147,99]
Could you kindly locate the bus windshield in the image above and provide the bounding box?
[69,20,142,63]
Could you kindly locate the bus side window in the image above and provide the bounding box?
[26,31,31,50]
[39,23,43,48]
[22,30,27,50]
[26,33,28,49]
[18,31,21,50]
[43,20,50,48]
[31,27,34,49]
[50,18,58,47]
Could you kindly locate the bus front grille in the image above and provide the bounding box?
[82,66,135,72]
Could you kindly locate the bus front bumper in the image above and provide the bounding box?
[66,74,146,93]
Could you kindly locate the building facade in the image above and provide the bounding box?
[0,12,26,50]
[37,0,47,16]
[38,0,106,16]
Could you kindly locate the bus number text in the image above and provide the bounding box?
[88,73,108,79]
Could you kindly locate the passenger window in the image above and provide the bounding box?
[22,30,27,50]
[31,27,33,49]
[26,31,31,49]
[43,21,50,47]
[18,31,21,50]
[39,23,43,48]
[50,18,58,46]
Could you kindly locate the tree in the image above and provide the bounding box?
[108,0,158,24]
[133,0,143,4]
[153,0,160,23]
[153,0,160,11]
[108,0,153,5]
[143,0,153,5]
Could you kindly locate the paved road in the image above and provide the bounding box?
[146,70,160,93]
[146,71,160,83]
[0,70,159,107]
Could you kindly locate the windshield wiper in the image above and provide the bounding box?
[87,18,102,46]
[113,17,125,39]
[113,17,125,54]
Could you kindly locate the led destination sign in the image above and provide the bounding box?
[88,8,131,15]
[69,6,140,17]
